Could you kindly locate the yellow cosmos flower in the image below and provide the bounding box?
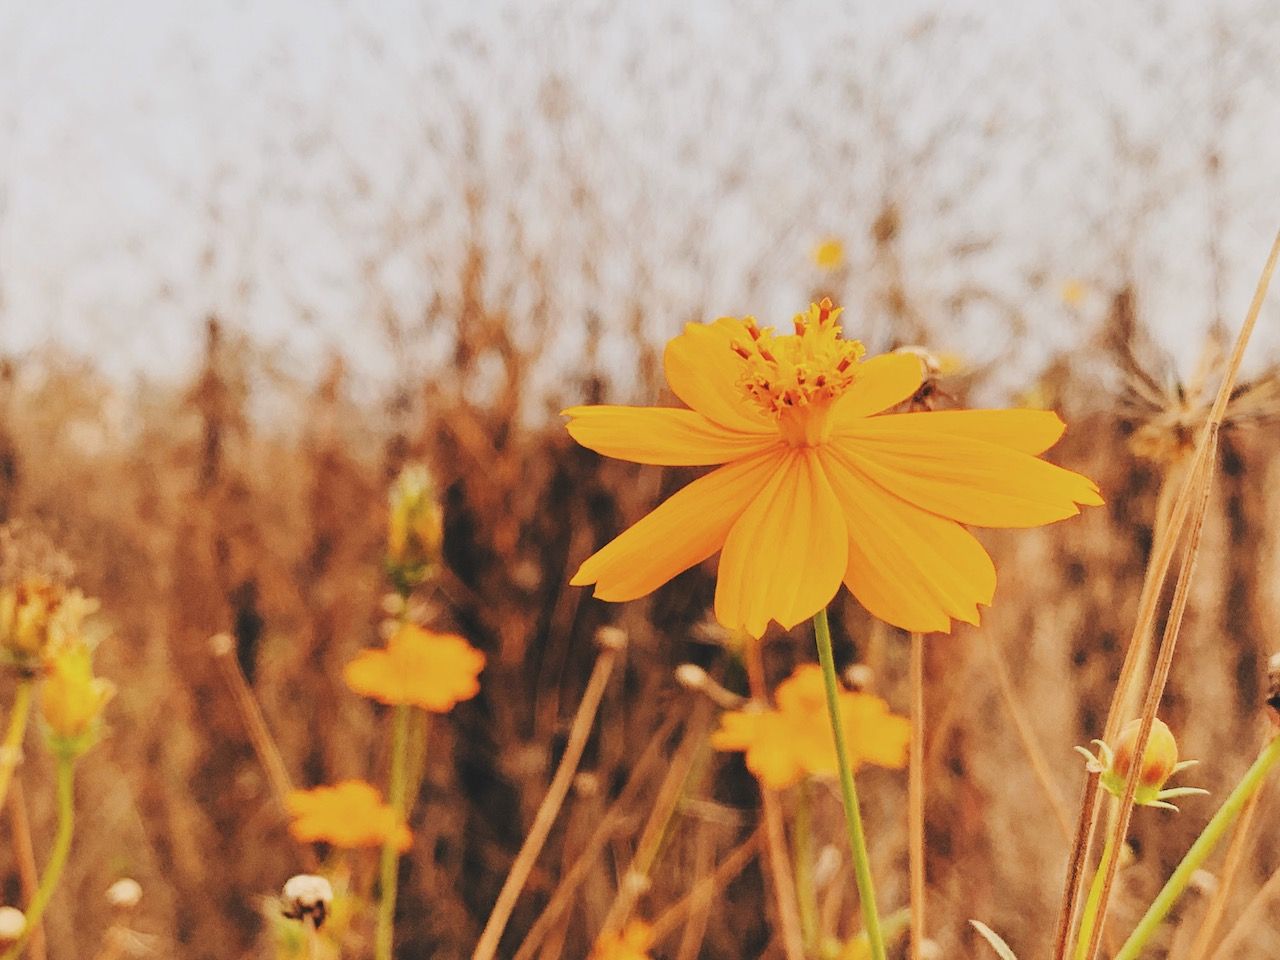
[589,920,654,960]
[711,664,909,789]
[286,780,411,851]
[344,624,485,712]
[564,299,1102,636]
[813,237,845,270]
[40,644,114,746]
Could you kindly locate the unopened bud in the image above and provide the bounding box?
[1109,718,1179,798]
[106,877,142,909]
[386,465,444,589]
[281,874,334,928]
[675,664,708,692]
[0,908,25,943]
[595,626,627,653]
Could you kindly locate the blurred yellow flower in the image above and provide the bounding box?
[386,464,444,588]
[813,237,845,270]
[40,644,114,745]
[711,664,909,789]
[565,299,1102,636]
[1061,279,1087,306]
[0,579,63,660]
[589,920,654,960]
[286,781,411,851]
[344,624,484,712]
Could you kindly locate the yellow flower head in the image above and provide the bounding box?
[386,465,445,589]
[286,780,411,851]
[0,579,63,662]
[40,644,114,749]
[589,920,654,960]
[1077,718,1207,811]
[813,238,845,270]
[564,300,1103,637]
[711,664,909,789]
[344,624,484,712]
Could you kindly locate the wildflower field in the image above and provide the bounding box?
[5,3,1280,959]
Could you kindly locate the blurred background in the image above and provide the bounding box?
[2,0,1280,957]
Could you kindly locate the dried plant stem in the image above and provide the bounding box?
[813,607,886,960]
[1056,228,1280,960]
[1077,436,1217,960]
[375,703,412,960]
[794,778,820,952]
[1181,773,1266,960]
[744,638,807,960]
[648,825,763,941]
[984,633,1073,842]
[1208,819,1280,958]
[1,758,74,960]
[210,635,295,811]
[907,631,926,960]
[0,679,33,815]
[472,644,619,960]
[1115,732,1280,960]
[8,777,45,960]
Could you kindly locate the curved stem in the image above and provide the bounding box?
[0,680,34,814]
[375,704,412,960]
[1,757,75,960]
[813,608,886,960]
[1116,733,1280,960]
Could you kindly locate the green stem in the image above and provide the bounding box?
[0,680,34,814]
[375,704,412,960]
[1074,818,1117,960]
[1,756,74,960]
[1114,733,1280,960]
[794,777,819,952]
[813,608,886,960]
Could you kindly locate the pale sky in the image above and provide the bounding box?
[1,0,1278,402]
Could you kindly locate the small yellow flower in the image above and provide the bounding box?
[1061,279,1087,306]
[40,644,114,747]
[0,579,63,661]
[286,781,411,851]
[565,299,1102,637]
[1077,718,1206,810]
[589,920,654,960]
[344,624,485,712]
[813,238,846,270]
[711,664,910,789]
[386,465,444,588]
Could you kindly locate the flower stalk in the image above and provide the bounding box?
[813,607,886,960]
[0,680,33,814]
[375,703,411,960]
[0,757,74,960]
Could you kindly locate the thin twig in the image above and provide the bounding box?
[648,825,763,942]
[744,639,807,960]
[8,777,45,960]
[471,634,622,960]
[908,631,926,960]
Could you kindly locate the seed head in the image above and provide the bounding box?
[0,907,24,943]
[281,874,334,928]
[106,878,142,909]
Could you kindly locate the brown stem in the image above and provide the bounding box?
[7,777,45,960]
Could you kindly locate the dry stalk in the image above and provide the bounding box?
[648,825,763,942]
[744,640,807,960]
[471,633,622,960]
[7,778,44,960]
[674,826,716,960]
[1055,228,1280,960]
[1207,838,1280,959]
[984,632,1074,842]
[908,632,926,960]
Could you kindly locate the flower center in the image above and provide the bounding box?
[732,298,866,446]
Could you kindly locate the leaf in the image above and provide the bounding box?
[970,920,1020,960]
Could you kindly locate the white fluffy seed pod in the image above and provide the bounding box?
[281,875,334,928]
[106,878,143,909]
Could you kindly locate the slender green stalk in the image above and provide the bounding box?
[0,680,34,813]
[793,777,819,952]
[375,704,412,960]
[0,757,74,960]
[1074,819,1117,960]
[813,607,886,960]
[1114,733,1280,960]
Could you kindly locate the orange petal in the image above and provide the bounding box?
[836,426,1102,528]
[714,450,849,637]
[571,447,785,602]
[563,405,777,465]
[829,352,924,425]
[821,447,997,633]
[840,408,1067,454]
[663,318,776,434]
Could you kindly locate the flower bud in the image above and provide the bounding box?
[40,644,114,752]
[1107,718,1179,799]
[281,874,334,928]
[0,579,63,664]
[106,878,142,909]
[385,465,444,589]
[0,907,25,943]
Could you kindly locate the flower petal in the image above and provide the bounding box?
[663,318,775,434]
[838,408,1067,454]
[829,352,925,425]
[836,427,1103,528]
[571,447,786,602]
[714,450,849,637]
[820,446,997,633]
[563,405,778,465]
